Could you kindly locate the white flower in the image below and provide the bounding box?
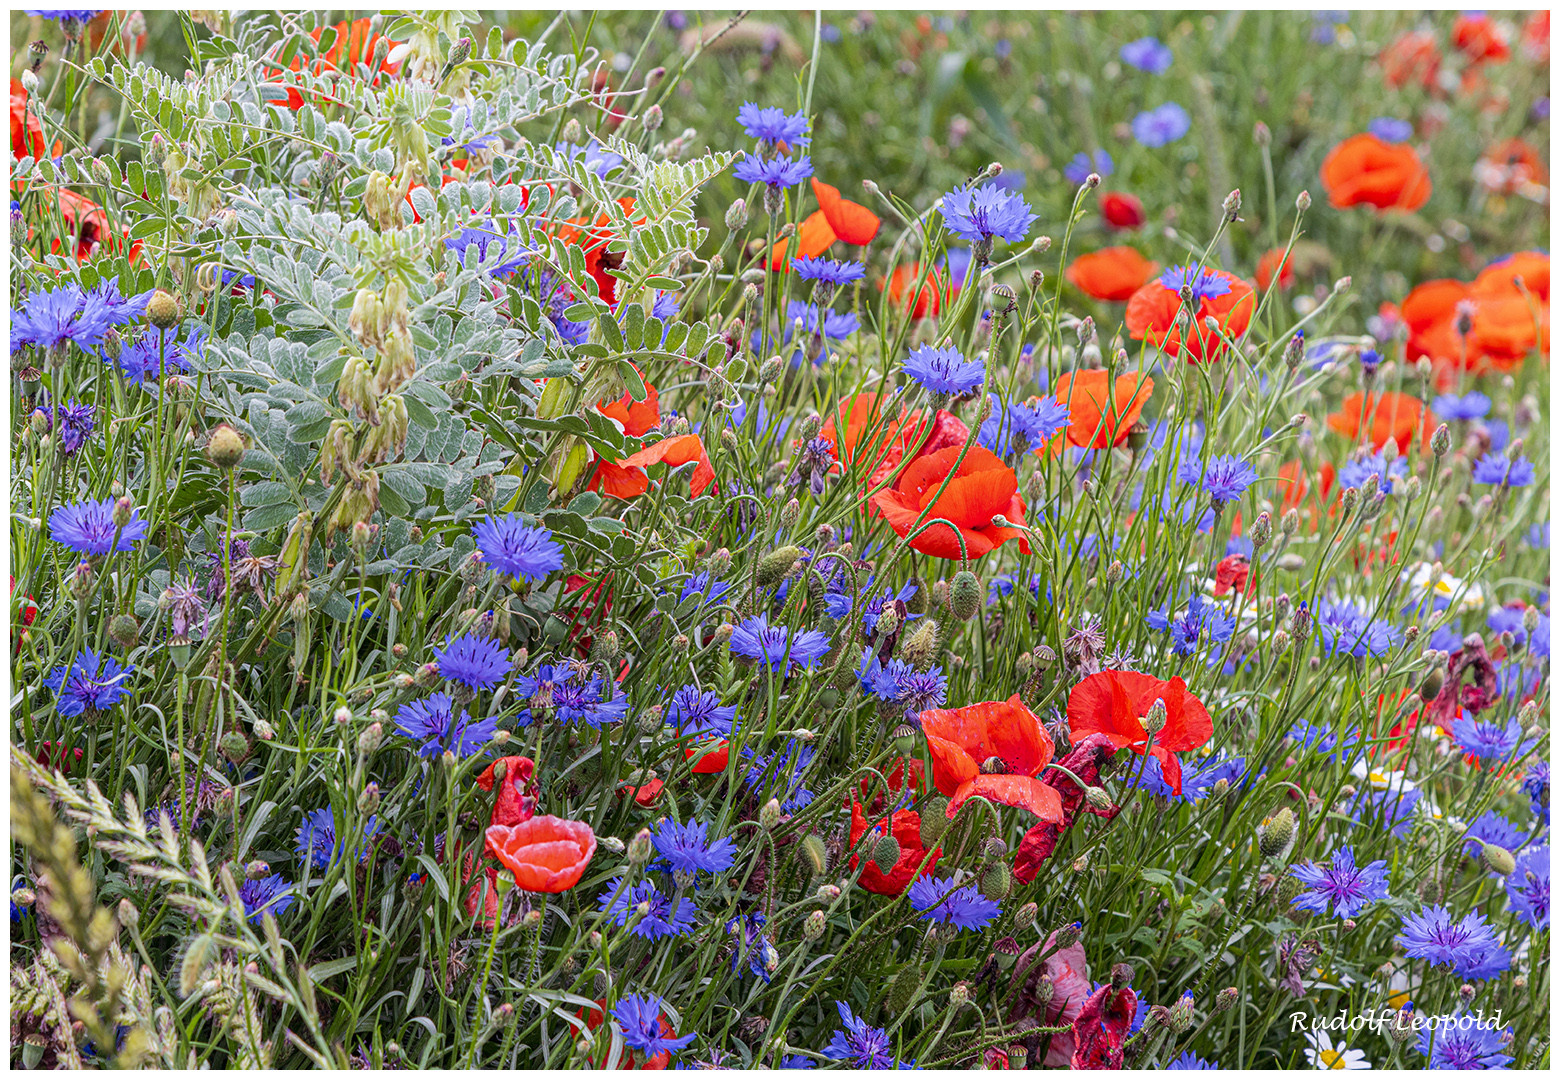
[1402,562,1484,613]
[1303,1029,1372,1069]
[1348,759,1418,795]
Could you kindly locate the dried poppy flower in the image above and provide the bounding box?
[1124,266,1256,364]
[484,815,597,893]
[1099,191,1147,230]
[1319,133,1432,212]
[1066,670,1213,795]
[1054,370,1154,449]
[1070,983,1139,1069]
[849,800,940,895]
[873,445,1029,561]
[1067,247,1158,302]
[919,695,1063,821]
[1325,392,1435,455]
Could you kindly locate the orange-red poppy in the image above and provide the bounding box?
[618,778,664,806]
[19,186,145,266]
[1453,13,1511,64]
[684,739,729,774]
[858,756,926,814]
[1255,247,1296,292]
[587,382,672,499]
[873,445,1029,561]
[1475,137,1548,194]
[484,815,596,893]
[1474,251,1551,304]
[265,19,403,110]
[1320,133,1432,213]
[476,755,538,828]
[1403,262,1550,378]
[1325,391,1434,455]
[882,262,948,318]
[1099,191,1146,230]
[1124,268,1256,364]
[1380,30,1441,90]
[554,197,643,306]
[769,178,881,269]
[1276,459,1337,533]
[1067,247,1158,302]
[849,801,940,895]
[614,434,715,499]
[1066,670,1212,795]
[919,695,1064,821]
[819,392,967,500]
[10,78,45,162]
[1054,370,1154,449]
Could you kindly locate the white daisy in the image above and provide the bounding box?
[1303,1029,1372,1069]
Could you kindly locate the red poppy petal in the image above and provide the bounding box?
[949,775,1065,822]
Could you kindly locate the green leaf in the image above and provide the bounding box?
[616,358,647,402]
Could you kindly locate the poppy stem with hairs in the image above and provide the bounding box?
[464,881,508,1069]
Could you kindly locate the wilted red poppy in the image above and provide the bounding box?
[849,800,940,895]
[1054,370,1154,449]
[1066,670,1213,795]
[1099,191,1146,230]
[1067,247,1158,302]
[476,755,538,828]
[873,445,1029,562]
[1325,391,1434,455]
[1124,267,1256,364]
[10,78,45,162]
[1070,983,1138,1070]
[1380,30,1441,90]
[578,999,678,1069]
[883,262,947,318]
[1012,734,1119,884]
[1320,134,1432,212]
[1475,137,1548,194]
[1214,554,1250,596]
[1453,12,1511,64]
[266,19,403,110]
[1255,247,1296,291]
[919,695,1063,822]
[484,815,596,893]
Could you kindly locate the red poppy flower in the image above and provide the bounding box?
[1066,670,1213,795]
[858,757,925,814]
[1099,191,1146,230]
[1214,554,1250,596]
[554,197,643,305]
[1124,267,1256,364]
[919,695,1063,822]
[614,434,715,499]
[684,740,729,774]
[819,392,967,502]
[1012,734,1118,884]
[1070,983,1138,1070]
[484,815,596,893]
[769,178,881,269]
[1067,247,1158,302]
[1054,370,1154,449]
[1454,13,1511,64]
[882,262,948,318]
[1522,10,1549,62]
[10,78,45,162]
[265,19,403,110]
[873,445,1029,562]
[1404,271,1550,379]
[1325,391,1434,455]
[1476,137,1548,194]
[1474,251,1551,304]
[1320,134,1432,213]
[462,857,503,927]
[1380,31,1441,90]
[1255,247,1296,291]
[476,755,538,828]
[578,999,678,1069]
[769,209,837,269]
[35,741,83,776]
[848,800,940,895]
[17,186,145,266]
[619,778,664,806]
[588,382,670,499]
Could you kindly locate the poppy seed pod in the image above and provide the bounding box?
[1258,807,1295,857]
[872,832,902,874]
[919,797,951,846]
[950,570,982,621]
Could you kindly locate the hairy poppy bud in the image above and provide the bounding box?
[757,545,804,587]
[207,423,246,469]
[804,909,827,941]
[899,618,941,668]
[725,197,748,231]
[1431,423,1451,457]
[886,963,921,1015]
[980,860,1012,901]
[872,833,902,874]
[146,289,179,329]
[107,613,140,650]
[1258,807,1295,857]
[919,797,950,846]
[800,833,828,877]
[1278,874,1306,906]
[1481,842,1517,877]
[950,570,982,621]
[1084,786,1113,812]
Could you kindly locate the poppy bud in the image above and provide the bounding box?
[899,619,941,668]
[919,797,950,846]
[106,613,140,651]
[1222,188,1242,221]
[872,833,902,874]
[874,605,900,638]
[1141,698,1167,734]
[804,909,827,941]
[1295,189,1311,212]
[759,798,782,831]
[206,422,246,470]
[1258,807,1295,857]
[757,544,804,587]
[146,289,179,329]
[980,860,1012,901]
[627,828,654,864]
[1481,842,1517,877]
[1278,874,1306,907]
[1084,785,1113,812]
[800,833,828,877]
[950,570,982,621]
[1418,666,1445,703]
[886,963,922,1015]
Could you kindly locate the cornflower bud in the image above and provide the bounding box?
[1016,901,1038,927]
[949,982,970,1008]
[1253,121,1271,146]
[1214,986,1239,1014]
[1249,511,1273,549]
[1284,334,1305,371]
[1169,993,1196,1033]
[627,828,654,864]
[358,782,380,816]
[1222,188,1241,221]
[1431,423,1451,457]
[358,721,384,755]
[803,909,827,941]
[759,798,782,830]
[1295,189,1311,212]
[1054,922,1082,949]
[817,883,842,901]
[112,496,134,529]
[642,104,663,132]
[724,197,748,231]
[1141,698,1167,734]
[1084,786,1113,811]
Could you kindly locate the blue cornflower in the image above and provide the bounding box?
[1337,451,1407,495]
[1288,846,1390,919]
[736,103,811,147]
[1315,599,1399,659]
[1487,605,1528,646]
[1180,754,1256,801]
[1433,393,1492,422]
[1526,522,1549,549]
[978,393,1070,458]
[1288,720,1358,762]
[50,498,148,555]
[1462,810,1527,863]
[1368,117,1413,143]
[238,874,295,924]
[116,323,204,384]
[780,1056,816,1069]
[85,279,152,325]
[445,225,530,278]
[1159,264,1233,304]
[597,877,697,940]
[26,10,104,21]
[1167,1051,1218,1070]
[1506,844,1549,930]
[1416,1012,1514,1070]
[903,343,984,396]
[1120,36,1173,73]
[513,662,630,728]
[613,993,696,1058]
[742,740,816,812]
[394,693,498,758]
[37,400,95,456]
[11,284,116,352]
[1395,905,1511,980]
[432,633,511,691]
[1176,453,1258,504]
[861,581,919,638]
[907,875,1001,931]
[1452,715,1537,767]
[938,183,1039,245]
[667,685,737,738]
[653,819,737,876]
[823,1001,898,1069]
[729,614,832,673]
[792,257,866,286]
[295,806,380,870]
[1351,785,1422,840]
[868,660,948,718]
[1132,102,1191,147]
[1063,149,1113,185]
[472,514,564,582]
[1523,761,1550,824]
[734,154,813,190]
[1483,419,1511,453]
[555,138,623,177]
[1471,453,1536,487]
[783,300,860,344]
[1145,593,1237,656]
[726,912,776,982]
[678,571,732,606]
[44,649,134,717]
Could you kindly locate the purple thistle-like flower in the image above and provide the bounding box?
[1288,719,1359,762]
[734,154,814,189]
[597,877,697,940]
[161,577,208,640]
[1288,846,1390,919]
[43,649,134,717]
[1063,149,1113,185]
[116,324,204,384]
[736,103,811,147]
[903,343,985,396]
[394,693,498,758]
[295,806,380,870]
[1337,450,1407,495]
[978,393,1070,458]
[1132,102,1191,147]
[1417,1012,1515,1069]
[1368,116,1414,143]
[1471,453,1536,487]
[1452,715,1538,767]
[613,992,696,1059]
[49,498,148,555]
[433,633,511,691]
[1506,844,1549,930]
[1176,453,1258,504]
[1351,785,1422,840]
[823,1001,898,1069]
[238,873,295,924]
[84,278,152,325]
[667,685,737,738]
[1166,1051,1218,1070]
[1395,904,1512,980]
[729,614,831,673]
[513,662,630,728]
[792,256,866,287]
[679,571,731,606]
[907,874,1001,931]
[1120,36,1173,74]
[1159,265,1233,304]
[938,183,1039,245]
[653,819,737,876]
[726,911,776,982]
[471,514,565,583]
